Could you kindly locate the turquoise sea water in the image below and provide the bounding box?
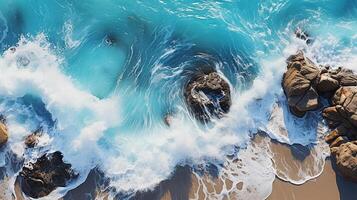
[0,0,356,199]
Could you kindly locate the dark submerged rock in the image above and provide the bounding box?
[105,33,119,46]
[19,151,77,198]
[164,114,173,127]
[184,72,231,122]
[295,29,312,45]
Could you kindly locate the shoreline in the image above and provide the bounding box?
[3,134,357,200]
[269,159,357,200]
[65,135,357,200]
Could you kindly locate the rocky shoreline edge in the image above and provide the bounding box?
[282,51,357,182]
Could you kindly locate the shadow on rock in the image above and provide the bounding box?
[18,151,78,198]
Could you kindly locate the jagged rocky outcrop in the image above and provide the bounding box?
[282,51,320,117]
[323,86,357,181]
[18,151,77,198]
[0,118,8,147]
[184,72,231,122]
[323,87,357,133]
[282,51,357,182]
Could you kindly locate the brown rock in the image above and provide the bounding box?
[350,114,357,128]
[289,106,306,118]
[316,73,340,93]
[334,68,357,86]
[325,87,357,132]
[332,86,356,106]
[295,87,319,111]
[324,86,357,182]
[24,130,42,148]
[184,71,231,122]
[282,52,357,183]
[323,106,342,123]
[0,122,8,147]
[332,141,357,182]
[329,136,348,148]
[282,51,320,117]
[325,129,341,144]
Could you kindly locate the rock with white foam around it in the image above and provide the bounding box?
[282,51,320,117]
[18,151,77,198]
[282,50,357,182]
[184,71,231,122]
[24,129,43,148]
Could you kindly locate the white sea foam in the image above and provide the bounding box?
[0,35,244,198]
[63,20,82,49]
[0,34,121,198]
[0,29,354,200]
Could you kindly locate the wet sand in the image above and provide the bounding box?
[266,134,357,200]
[156,135,357,200]
[268,139,325,182]
[64,136,357,200]
[268,142,357,200]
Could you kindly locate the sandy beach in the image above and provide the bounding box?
[65,135,357,200]
[268,160,355,200]
[3,134,357,200]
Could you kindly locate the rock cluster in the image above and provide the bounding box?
[0,115,77,199]
[18,151,77,198]
[282,51,357,182]
[323,86,357,181]
[184,72,231,122]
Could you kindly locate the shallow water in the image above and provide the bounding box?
[0,0,356,199]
